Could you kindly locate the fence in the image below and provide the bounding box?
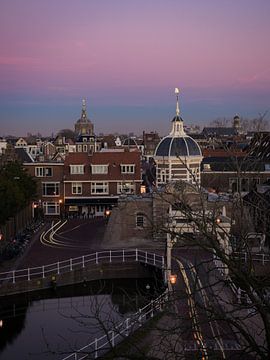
[0,249,164,285]
[61,289,169,360]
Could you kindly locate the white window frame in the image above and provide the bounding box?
[43,202,60,215]
[70,165,84,174]
[35,167,53,177]
[42,182,60,197]
[91,182,109,194]
[120,164,135,174]
[160,170,166,183]
[117,182,135,194]
[91,164,109,174]
[72,182,82,195]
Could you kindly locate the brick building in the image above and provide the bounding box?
[24,149,142,217]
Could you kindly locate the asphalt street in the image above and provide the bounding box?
[16,218,107,269]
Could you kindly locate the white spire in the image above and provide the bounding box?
[82,98,86,112]
[175,88,180,116]
[81,98,87,119]
[169,88,185,137]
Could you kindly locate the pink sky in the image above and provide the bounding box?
[0,0,269,136]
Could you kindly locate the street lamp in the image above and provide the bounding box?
[59,199,63,218]
[32,202,38,219]
[169,274,177,285]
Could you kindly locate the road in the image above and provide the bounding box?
[16,218,107,269]
[170,248,252,359]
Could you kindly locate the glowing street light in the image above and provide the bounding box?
[169,274,177,285]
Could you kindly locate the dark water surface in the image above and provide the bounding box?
[0,279,157,360]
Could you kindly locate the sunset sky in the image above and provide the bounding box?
[0,0,269,136]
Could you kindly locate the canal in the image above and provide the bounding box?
[0,278,161,360]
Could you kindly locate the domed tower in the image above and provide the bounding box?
[154,88,202,186]
[74,99,94,136]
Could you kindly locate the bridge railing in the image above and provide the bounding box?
[0,249,164,284]
[61,289,169,360]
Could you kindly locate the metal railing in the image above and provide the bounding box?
[0,249,164,285]
[234,252,270,265]
[61,289,169,360]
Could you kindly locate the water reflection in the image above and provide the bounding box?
[0,279,158,360]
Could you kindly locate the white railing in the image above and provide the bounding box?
[234,252,270,265]
[61,289,169,360]
[0,249,164,285]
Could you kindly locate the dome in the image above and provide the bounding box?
[155,135,202,157]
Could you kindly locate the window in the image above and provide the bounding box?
[43,202,60,215]
[136,213,145,227]
[91,165,108,174]
[229,178,238,193]
[77,145,82,152]
[72,182,82,194]
[70,165,84,174]
[120,164,135,174]
[35,167,52,177]
[83,145,88,152]
[117,182,135,194]
[160,170,166,183]
[42,182,60,196]
[91,182,108,194]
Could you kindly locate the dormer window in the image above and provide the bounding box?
[120,164,135,174]
[91,164,109,174]
[70,165,84,174]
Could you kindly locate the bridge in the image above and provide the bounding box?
[0,249,165,297]
[0,249,168,359]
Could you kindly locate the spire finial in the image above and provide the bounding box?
[81,98,87,119]
[175,88,180,116]
[82,98,86,111]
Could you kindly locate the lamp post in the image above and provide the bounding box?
[59,199,63,219]
[32,203,38,219]
[105,209,111,223]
